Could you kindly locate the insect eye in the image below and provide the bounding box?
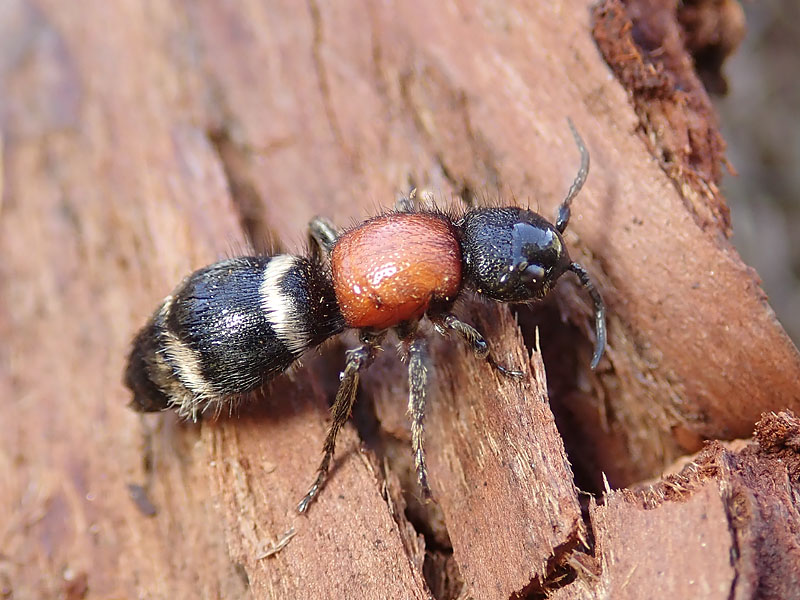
[521,264,546,283]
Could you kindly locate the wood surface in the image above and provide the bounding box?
[2,0,799,598]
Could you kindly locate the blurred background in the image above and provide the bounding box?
[717,0,800,343]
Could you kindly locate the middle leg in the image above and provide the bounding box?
[405,335,432,499]
[395,188,418,213]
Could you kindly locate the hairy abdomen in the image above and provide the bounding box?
[125,255,343,419]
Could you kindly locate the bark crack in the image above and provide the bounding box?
[397,68,501,204]
[307,0,350,161]
[206,127,281,254]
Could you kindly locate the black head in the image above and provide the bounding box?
[458,206,606,369]
[459,207,571,302]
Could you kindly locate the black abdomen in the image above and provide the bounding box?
[125,255,344,419]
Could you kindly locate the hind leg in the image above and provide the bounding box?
[308,216,339,258]
[297,331,382,513]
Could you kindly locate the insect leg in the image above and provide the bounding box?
[297,334,380,514]
[405,336,432,499]
[395,188,418,213]
[308,216,339,258]
[556,119,590,234]
[435,314,525,379]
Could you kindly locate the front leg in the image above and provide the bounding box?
[434,314,525,379]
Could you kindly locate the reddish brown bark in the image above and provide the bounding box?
[1,1,799,599]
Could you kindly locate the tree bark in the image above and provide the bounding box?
[1,0,798,599]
